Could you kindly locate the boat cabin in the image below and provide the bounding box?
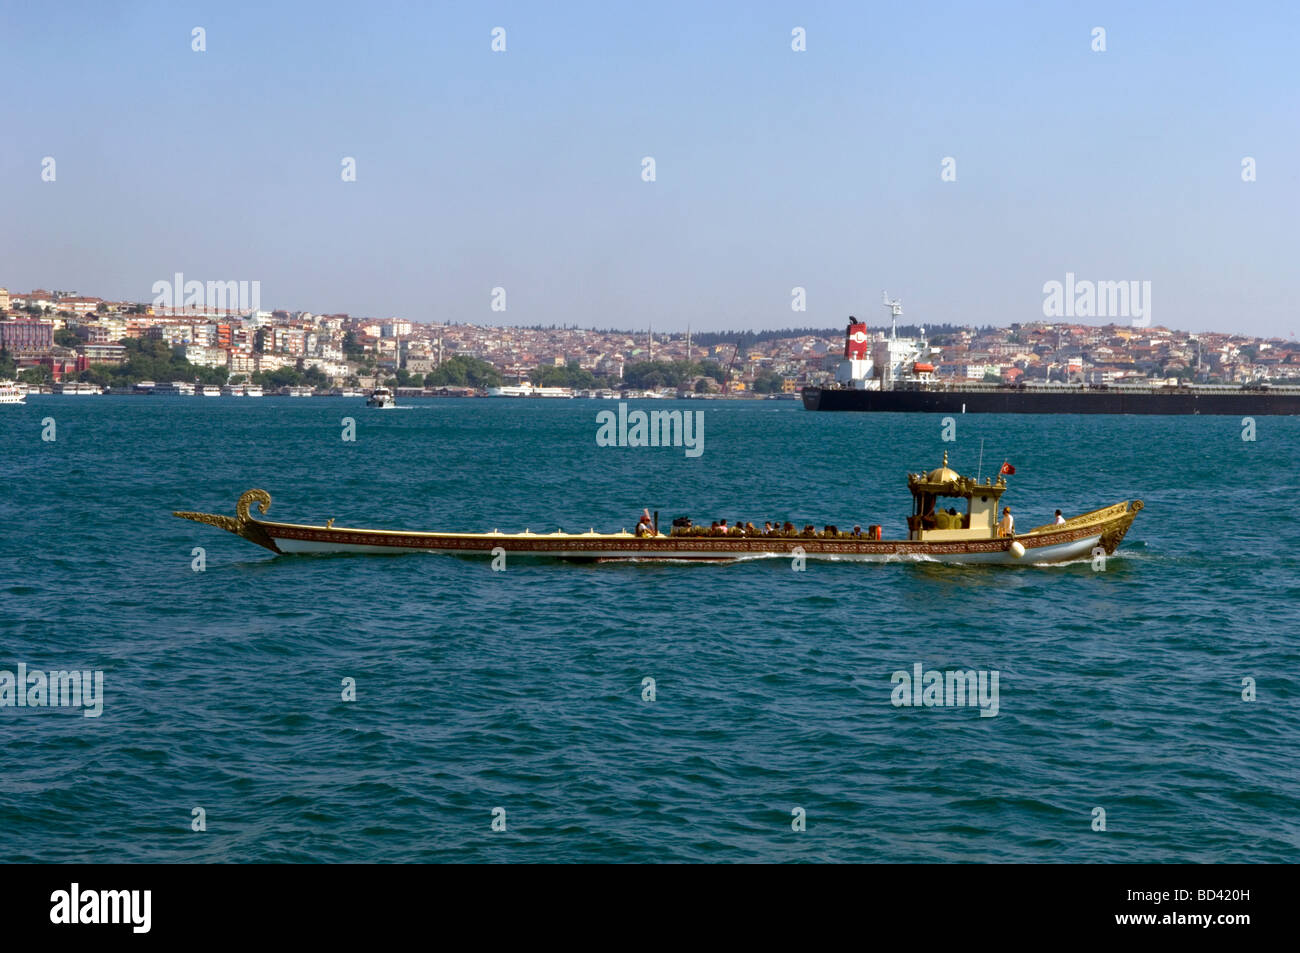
[906,451,1008,541]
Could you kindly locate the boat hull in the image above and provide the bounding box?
[174,490,1143,566]
[269,529,1107,564]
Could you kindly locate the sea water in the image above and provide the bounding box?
[1,397,1297,861]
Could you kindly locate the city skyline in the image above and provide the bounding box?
[2,2,1297,336]
[7,276,1300,343]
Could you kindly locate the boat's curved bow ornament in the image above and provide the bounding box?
[1099,499,1144,555]
[173,488,282,553]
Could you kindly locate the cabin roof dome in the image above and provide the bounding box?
[926,451,960,483]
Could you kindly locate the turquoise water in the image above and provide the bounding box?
[1,396,1298,862]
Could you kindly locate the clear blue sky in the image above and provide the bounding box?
[2,1,1296,336]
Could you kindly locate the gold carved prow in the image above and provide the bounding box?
[173,488,282,553]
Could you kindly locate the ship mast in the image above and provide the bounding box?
[883,291,902,340]
[882,292,904,387]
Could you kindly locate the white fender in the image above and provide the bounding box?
[1010,540,1026,558]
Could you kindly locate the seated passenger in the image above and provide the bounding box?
[763,521,774,535]
[852,525,862,538]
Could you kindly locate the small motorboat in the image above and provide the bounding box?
[173,454,1143,565]
[365,387,396,408]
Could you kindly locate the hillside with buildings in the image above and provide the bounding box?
[2,284,1297,394]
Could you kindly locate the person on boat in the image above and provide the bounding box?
[763,521,774,535]
[1054,509,1066,525]
[999,507,1015,537]
[852,525,863,538]
[718,519,729,534]
[709,520,721,535]
[746,521,758,535]
[636,513,655,537]
[783,521,796,536]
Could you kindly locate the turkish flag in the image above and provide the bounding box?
[1000,462,1015,475]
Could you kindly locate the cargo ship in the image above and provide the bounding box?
[802,296,1300,415]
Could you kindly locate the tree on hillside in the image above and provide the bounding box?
[529,361,597,389]
[426,354,501,388]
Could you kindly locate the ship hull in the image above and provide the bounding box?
[803,386,1300,414]
[269,528,1107,564]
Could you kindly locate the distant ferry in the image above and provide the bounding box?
[200,385,221,397]
[153,381,195,396]
[278,385,314,397]
[52,381,102,395]
[221,383,244,396]
[0,381,25,405]
[803,296,1300,415]
[244,384,263,397]
[487,382,574,398]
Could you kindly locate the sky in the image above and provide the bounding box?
[1,1,1297,337]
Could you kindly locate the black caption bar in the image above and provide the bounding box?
[0,863,1276,940]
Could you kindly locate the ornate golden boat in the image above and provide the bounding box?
[174,454,1143,565]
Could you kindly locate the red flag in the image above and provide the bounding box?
[1000,461,1015,475]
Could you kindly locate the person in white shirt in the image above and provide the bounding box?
[1054,509,1066,525]
[998,507,1015,537]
